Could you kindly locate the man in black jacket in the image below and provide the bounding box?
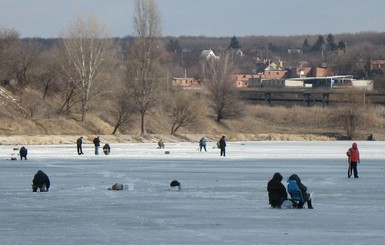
[32,170,50,192]
[77,137,84,155]
[19,146,28,160]
[219,135,226,157]
[93,136,100,155]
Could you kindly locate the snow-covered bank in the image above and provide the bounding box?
[1,141,384,244]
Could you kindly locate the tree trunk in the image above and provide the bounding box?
[112,123,120,134]
[140,112,145,135]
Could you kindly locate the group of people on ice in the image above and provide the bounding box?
[267,172,314,209]
[200,135,226,156]
[267,142,361,209]
[76,136,110,155]
[157,135,227,156]
[76,136,220,156]
[30,137,361,203]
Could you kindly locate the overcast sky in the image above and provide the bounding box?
[1,0,385,38]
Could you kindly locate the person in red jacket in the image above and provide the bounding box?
[346,142,360,178]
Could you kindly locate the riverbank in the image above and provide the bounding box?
[0,133,336,145]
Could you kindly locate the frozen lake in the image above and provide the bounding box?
[1,141,385,245]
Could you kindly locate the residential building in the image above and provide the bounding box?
[370,59,385,70]
[171,77,202,88]
[200,49,218,60]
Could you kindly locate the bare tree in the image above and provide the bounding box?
[31,46,62,100]
[112,103,131,134]
[13,41,41,86]
[166,91,206,135]
[125,0,166,135]
[57,62,79,115]
[61,15,115,122]
[329,90,366,140]
[204,52,244,122]
[110,86,136,134]
[0,28,20,80]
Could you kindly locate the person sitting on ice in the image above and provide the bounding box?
[32,170,50,192]
[170,180,181,191]
[108,183,124,191]
[267,172,288,208]
[103,144,111,155]
[287,174,313,209]
[19,146,28,160]
[158,139,165,149]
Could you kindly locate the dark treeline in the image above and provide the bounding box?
[25,31,385,57]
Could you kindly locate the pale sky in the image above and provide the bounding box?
[1,0,385,38]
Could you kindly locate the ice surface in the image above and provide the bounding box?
[1,141,385,245]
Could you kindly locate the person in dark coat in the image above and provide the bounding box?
[32,170,50,192]
[93,136,100,155]
[77,137,84,155]
[199,137,207,152]
[267,172,288,208]
[219,135,226,157]
[288,174,313,209]
[19,146,28,160]
[103,143,111,155]
[170,180,181,191]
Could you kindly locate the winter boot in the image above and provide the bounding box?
[307,199,314,209]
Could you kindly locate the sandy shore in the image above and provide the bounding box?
[0,133,336,145]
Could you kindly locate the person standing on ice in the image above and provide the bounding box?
[77,136,84,155]
[346,142,360,178]
[267,172,287,208]
[219,135,226,157]
[199,137,207,152]
[93,136,100,155]
[19,146,28,160]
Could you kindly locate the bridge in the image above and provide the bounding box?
[239,88,385,106]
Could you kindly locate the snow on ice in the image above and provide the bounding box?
[1,141,385,244]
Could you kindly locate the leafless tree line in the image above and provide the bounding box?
[0,0,244,136]
[1,0,380,138]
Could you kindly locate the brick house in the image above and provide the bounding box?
[370,60,385,70]
[234,74,261,88]
[171,77,202,88]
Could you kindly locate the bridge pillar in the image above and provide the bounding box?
[322,93,330,107]
[303,93,311,106]
[264,92,272,105]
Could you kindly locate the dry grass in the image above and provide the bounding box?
[1,98,384,145]
[252,105,329,129]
